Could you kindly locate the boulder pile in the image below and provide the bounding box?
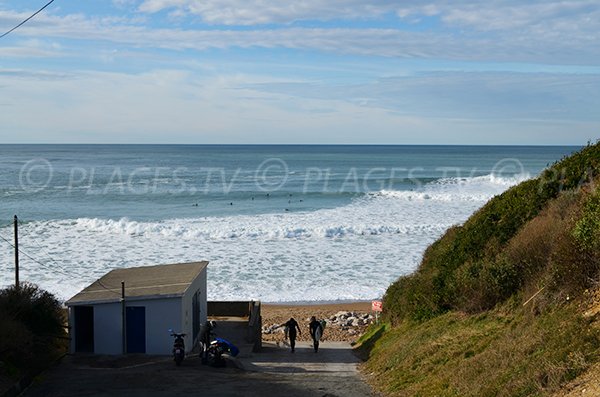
[328,311,375,328]
[262,311,375,337]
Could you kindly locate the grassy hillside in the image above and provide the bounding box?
[359,142,600,396]
[385,142,600,321]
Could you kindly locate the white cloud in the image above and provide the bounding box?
[241,71,600,122]
[0,68,429,143]
[0,16,596,66]
[0,68,598,144]
[0,1,598,144]
[132,0,600,38]
[439,1,599,31]
[1,1,599,66]
[136,0,393,25]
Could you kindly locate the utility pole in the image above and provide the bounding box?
[121,281,126,354]
[14,215,19,289]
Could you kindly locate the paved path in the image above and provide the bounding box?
[244,341,364,375]
[23,342,375,397]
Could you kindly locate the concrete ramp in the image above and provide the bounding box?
[241,341,363,376]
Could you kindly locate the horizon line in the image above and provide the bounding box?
[0,142,588,147]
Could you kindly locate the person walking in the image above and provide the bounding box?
[199,320,215,364]
[309,316,324,353]
[282,317,301,353]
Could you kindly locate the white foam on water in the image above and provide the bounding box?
[0,174,525,302]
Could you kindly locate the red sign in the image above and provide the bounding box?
[371,300,383,312]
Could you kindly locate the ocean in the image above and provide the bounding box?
[0,144,580,303]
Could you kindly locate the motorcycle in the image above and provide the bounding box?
[206,337,239,367]
[170,332,186,366]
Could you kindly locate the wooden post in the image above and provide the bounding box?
[14,215,19,289]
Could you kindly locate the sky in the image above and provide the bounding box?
[0,0,599,145]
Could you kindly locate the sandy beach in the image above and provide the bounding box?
[261,301,375,343]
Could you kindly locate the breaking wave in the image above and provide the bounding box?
[0,173,528,302]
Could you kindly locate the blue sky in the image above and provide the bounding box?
[0,0,599,144]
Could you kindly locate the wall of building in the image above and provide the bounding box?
[68,266,207,355]
[69,298,182,355]
[144,298,182,355]
[180,268,208,349]
[94,302,123,355]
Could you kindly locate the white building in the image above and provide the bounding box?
[66,261,208,355]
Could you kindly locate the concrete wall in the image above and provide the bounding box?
[204,300,262,352]
[207,301,251,317]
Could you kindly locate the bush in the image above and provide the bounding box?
[0,283,66,375]
[573,189,600,251]
[384,142,600,323]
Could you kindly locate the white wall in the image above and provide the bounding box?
[144,298,182,355]
[180,267,208,350]
[70,298,181,355]
[94,302,123,355]
[69,266,207,355]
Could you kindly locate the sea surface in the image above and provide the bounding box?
[0,145,580,302]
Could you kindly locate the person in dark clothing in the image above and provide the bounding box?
[282,317,301,353]
[309,316,324,353]
[199,320,215,364]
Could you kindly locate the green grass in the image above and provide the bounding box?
[362,303,600,397]
[365,141,600,396]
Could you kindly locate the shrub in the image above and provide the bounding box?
[573,189,600,251]
[0,283,66,375]
[384,142,600,323]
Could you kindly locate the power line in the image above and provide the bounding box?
[4,222,73,276]
[16,218,126,260]
[0,232,121,297]
[0,0,55,39]
[15,222,124,294]
[9,220,151,299]
[0,232,70,278]
[17,220,137,298]
[16,223,71,272]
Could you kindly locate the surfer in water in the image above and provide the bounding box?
[282,318,301,353]
[309,316,324,353]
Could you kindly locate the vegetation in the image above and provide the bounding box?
[384,142,600,321]
[0,283,67,384]
[359,142,600,396]
[360,305,599,397]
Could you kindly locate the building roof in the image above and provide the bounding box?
[66,261,208,306]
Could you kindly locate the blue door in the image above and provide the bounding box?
[126,306,146,353]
